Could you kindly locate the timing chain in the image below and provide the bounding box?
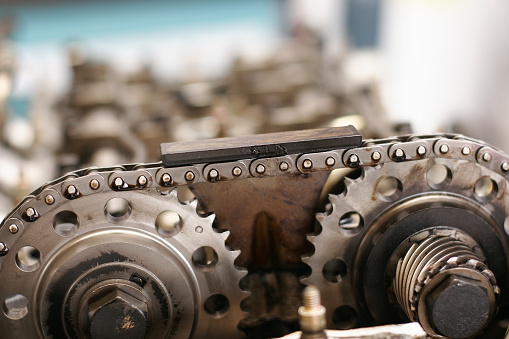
[2,131,509,256]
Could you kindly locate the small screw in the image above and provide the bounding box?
[439,144,449,154]
[137,175,148,186]
[303,159,313,170]
[45,194,55,205]
[185,171,195,181]
[501,162,509,172]
[208,169,219,180]
[90,179,100,190]
[8,224,18,234]
[325,157,335,167]
[279,162,289,171]
[482,152,492,162]
[256,164,266,174]
[462,147,471,156]
[161,173,172,184]
[232,167,242,176]
[372,151,381,161]
[417,146,426,156]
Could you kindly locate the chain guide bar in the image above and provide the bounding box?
[2,126,509,338]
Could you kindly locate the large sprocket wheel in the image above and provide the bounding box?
[303,155,509,337]
[0,177,246,338]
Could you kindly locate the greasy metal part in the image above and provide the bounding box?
[0,185,246,338]
[303,134,509,338]
[393,236,498,338]
[298,286,326,339]
[3,129,509,338]
[161,126,361,167]
[277,322,427,339]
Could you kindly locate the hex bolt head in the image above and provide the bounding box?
[88,290,148,339]
[426,275,493,339]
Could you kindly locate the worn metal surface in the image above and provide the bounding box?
[161,126,361,167]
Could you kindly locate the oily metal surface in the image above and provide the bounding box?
[304,156,509,336]
[192,172,329,269]
[0,187,246,338]
[3,128,509,338]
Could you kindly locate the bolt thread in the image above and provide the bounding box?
[302,285,320,309]
[393,236,485,320]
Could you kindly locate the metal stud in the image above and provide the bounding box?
[8,224,18,234]
[325,157,335,167]
[393,148,405,161]
[137,175,148,186]
[114,177,125,187]
[256,164,266,174]
[461,147,471,156]
[417,146,426,156]
[208,169,219,180]
[347,154,360,167]
[162,173,172,184]
[45,194,55,205]
[66,185,77,195]
[232,167,242,176]
[279,162,289,171]
[501,162,509,172]
[372,151,381,161]
[90,179,100,190]
[439,144,449,154]
[26,207,36,218]
[185,171,195,181]
[303,159,313,170]
[482,152,492,162]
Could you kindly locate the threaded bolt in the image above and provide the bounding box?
[299,286,326,338]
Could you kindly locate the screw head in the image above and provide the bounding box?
[45,194,55,205]
[416,146,426,156]
[348,154,360,167]
[393,148,405,159]
[67,185,77,195]
[161,173,172,184]
[482,152,492,162]
[371,151,381,161]
[439,144,449,154]
[89,179,100,190]
[303,159,313,170]
[88,290,148,339]
[461,146,471,156]
[25,207,38,220]
[279,162,289,171]
[114,177,124,187]
[501,162,509,172]
[425,275,493,338]
[8,224,18,234]
[232,166,242,176]
[208,169,219,180]
[185,171,195,181]
[137,175,147,186]
[256,164,266,174]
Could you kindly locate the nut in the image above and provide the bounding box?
[425,275,493,339]
[88,290,148,339]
